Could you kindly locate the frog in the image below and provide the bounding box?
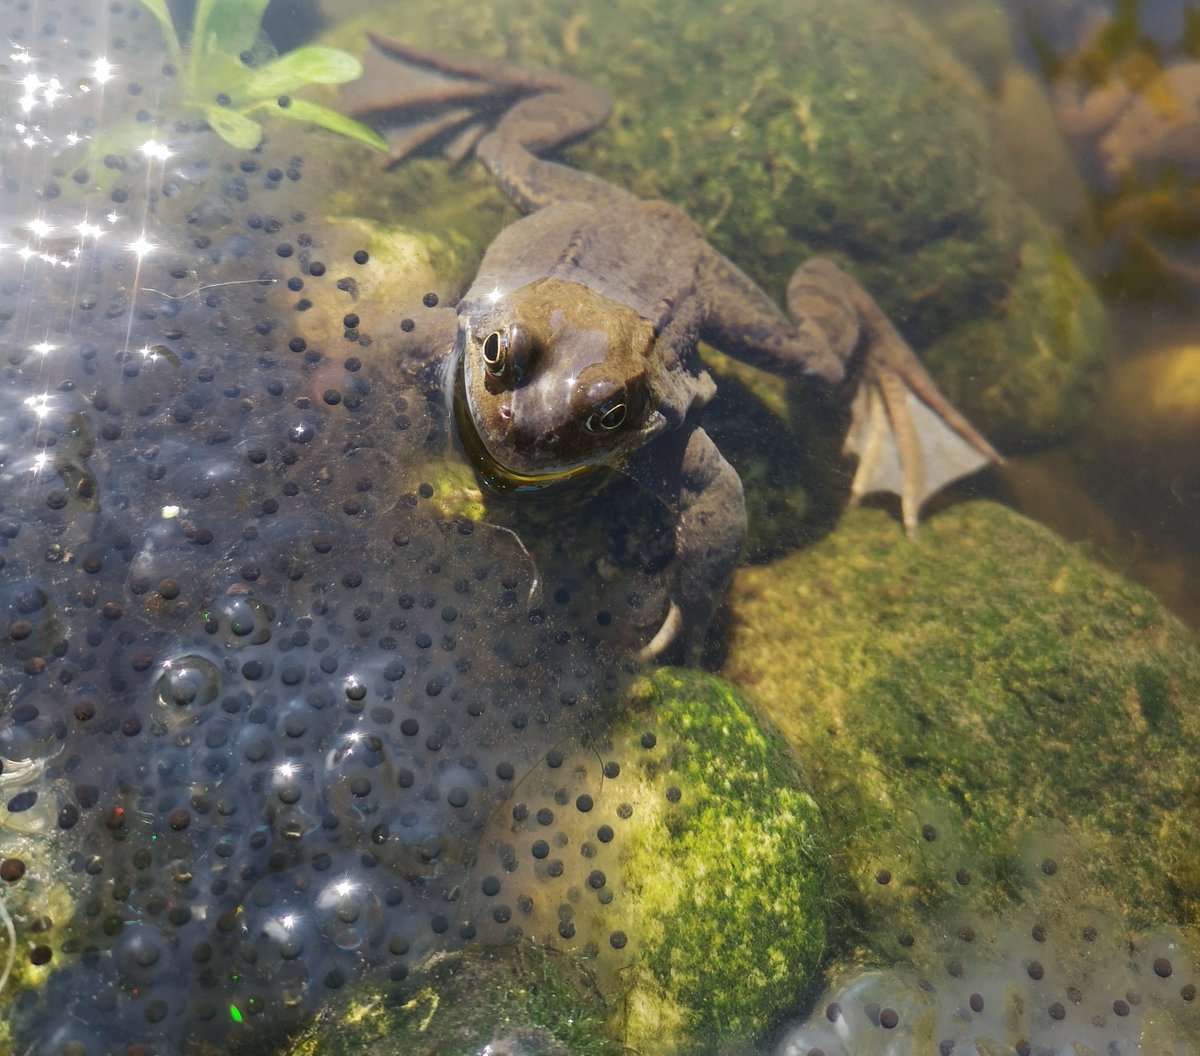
[344,33,1002,659]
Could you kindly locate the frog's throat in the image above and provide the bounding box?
[451,357,597,495]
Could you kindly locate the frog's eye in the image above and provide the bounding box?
[481,330,507,376]
[585,398,627,433]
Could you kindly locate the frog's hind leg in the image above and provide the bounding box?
[787,260,1001,536]
[345,34,624,212]
[700,251,1000,536]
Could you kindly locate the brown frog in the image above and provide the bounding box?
[346,35,1001,658]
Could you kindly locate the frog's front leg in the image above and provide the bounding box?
[701,252,1001,536]
[626,426,746,662]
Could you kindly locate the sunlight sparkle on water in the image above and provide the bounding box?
[18,72,64,112]
[23,394,51,418]
[139,139,172,162]
[128,235,156,258]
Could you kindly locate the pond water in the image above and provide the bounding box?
[1,1,1198,1054]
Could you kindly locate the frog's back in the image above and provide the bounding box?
[466,199,704,323]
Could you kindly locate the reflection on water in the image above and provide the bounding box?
[0,0,1197,1053]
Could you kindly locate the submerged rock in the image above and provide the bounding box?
[289,944,620,1056]
[726,502,1200,931]
[724,501,1200,1051]
[290,668,827,1055]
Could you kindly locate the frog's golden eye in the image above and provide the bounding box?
[481,330,507,376]
[585,398,627,433]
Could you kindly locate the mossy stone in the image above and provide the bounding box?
[922,215,1109,447]
[287,944,619,1056]
[611,668,827,1052]
[722,501,1200,962]
[285,669,826,1056]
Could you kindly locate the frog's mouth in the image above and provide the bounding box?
[451,357,597,495]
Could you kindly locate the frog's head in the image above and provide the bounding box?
[456,277,665,484]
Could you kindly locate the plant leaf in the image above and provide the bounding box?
[189,51,255,108]
[244,48,364,100]
[261,97,388,152]
[203,104,264,149]
[191,0,271,67]
[135,0,183,64]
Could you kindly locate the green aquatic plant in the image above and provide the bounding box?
[137,0,386,151]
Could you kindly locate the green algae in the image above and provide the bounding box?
[722,501,1200,964]
[922,215,1110,447]
[286,669,827,1056]
[289,944,620,1056]
[611,669,827,1052]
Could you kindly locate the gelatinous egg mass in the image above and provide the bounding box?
[0,5,668,1052]
[774,822,1200,1056]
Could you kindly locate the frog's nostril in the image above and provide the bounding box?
[498,403,512,421]
[510,424,537,451]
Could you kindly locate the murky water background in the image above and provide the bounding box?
[1,0,1198,1053]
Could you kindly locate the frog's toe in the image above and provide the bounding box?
[635,600,683,663]
[344,33,580,168]
[845,366,999,538]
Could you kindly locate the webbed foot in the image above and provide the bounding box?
[788,260,1002,537]
[343,34,611,182]
[343,34,544,164]
[845,363,999,537]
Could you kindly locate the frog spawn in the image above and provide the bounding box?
[773,822,1200,1056]
[0,7,672,1051]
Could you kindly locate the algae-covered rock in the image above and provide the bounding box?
[922,215,1109,447]
[282,215,475,352]
[286,669,826,1056]
[460,667,829,1053]
[322,0,1105,445]
[900,0,1016,89]
[723,501,1200,954]
[289,944,619,1056]
[613,669,827,1051]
